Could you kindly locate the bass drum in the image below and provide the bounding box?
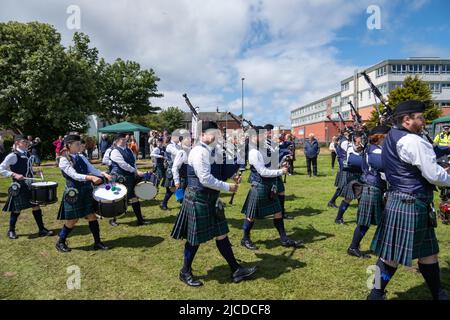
[93,183,128,218]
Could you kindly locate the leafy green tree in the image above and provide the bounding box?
[160,107,185,132]
[367,75,442,127]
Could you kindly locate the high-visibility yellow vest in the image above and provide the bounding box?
[434,132,450,146]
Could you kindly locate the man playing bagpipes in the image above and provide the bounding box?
[171,121,257,286]
[160,134,182,210]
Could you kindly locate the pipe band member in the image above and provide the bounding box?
[347,125,390,259]
[160,134,181,210]
[150,137,166,186]
[240,126,304,251]
[334,129,364,224]
[55,134,111,253]
[1,135,53,239]
[171,121,257,287]
[172,130,191,201]
[328,128,348,209]
[109,133,150,227]
[368,100,449,300]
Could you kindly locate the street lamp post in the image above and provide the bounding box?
[241,77,245,129]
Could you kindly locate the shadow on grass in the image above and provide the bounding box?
[290,206,324,217]
[75,235,165,251]
[254,224,334,249]
[202,250,307,284]
[284,194,303,201]
[391,262,450,300]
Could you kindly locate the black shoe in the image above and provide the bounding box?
[137,219,151,226]
[328,202,338,208]
[283,214,294,220]
[55,240,71,253]
[179,270,203,287]
[159,203,168,210]
[367,289,387,300]
[232,266,257,283]
[335,218,345,225]
[109,219,119,227]
[241,239,258,250]
[7,230,18,240]
[38,228,54,237]
[347,247,370,259]
[93,242,110,251]
[281,238,304,248]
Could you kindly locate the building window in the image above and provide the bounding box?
[409,64,423,74]
[442,65,450,74]
[425,64,439,74]
[376,66,387,77]
[341,82,349,91]
[442,83,450,89]
[429,83,441,93]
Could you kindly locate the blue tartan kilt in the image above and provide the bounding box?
[2,181,33,212]
[162,166,175,188]
[337,171,361,200]
[57,184,96,220]
[155,164,165,186]
[171,188,229,245]
[356,185,383,227]
[241,180,282,219]
[370,191,439,267]
[334,170,344,188]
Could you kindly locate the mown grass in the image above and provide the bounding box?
[0,151,449,300]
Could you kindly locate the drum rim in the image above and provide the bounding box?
[93,183,128,203]
[134,182,158,200]
[31,181,58,187]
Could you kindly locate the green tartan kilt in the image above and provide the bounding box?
[241,180,282,219]
[338,171,361,200]
[356,185,383,227]
[162,166,175,188]
[57,184,96,220]
[2,181,33,212]
[276,176,285,193]
[155,164,165,186]
[171,188,229,245]
[334,170,344,188]
[370,191,439,267]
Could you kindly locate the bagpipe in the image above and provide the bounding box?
[436,156,450,225]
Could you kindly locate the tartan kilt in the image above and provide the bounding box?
[241,181,282,219]
[123,175,137,199]
[171,188,229,245]
[370,191,439,267]
[2,182,33,212]
[276,176,285,193]
[162,166,175,188]
[57,184,95,220]
[334,170,344,188]
[338,171,361,200]
[356,185,383,227]
[155,164,165,186]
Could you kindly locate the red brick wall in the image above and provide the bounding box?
[292,121,352,143]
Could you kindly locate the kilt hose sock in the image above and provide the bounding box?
[88,220,101,244]
[162,188,174,206]
[273,217,288,242]
[182,242,199,273]
[369,258,397,298]
[418,262,442,300]
[335,200,350,221]
[58,225,73,243]
[329,188,341,204]
[278,194,286,216]
[131,202,144,222]
[32,208,45,231]
[350,225,369,249]
[9,212,20,232]
[216,237,240,272]
[243,219,255,241]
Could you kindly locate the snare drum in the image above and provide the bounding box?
[30,181,58,205]
[134,175,158,200]
[93,183,128,218]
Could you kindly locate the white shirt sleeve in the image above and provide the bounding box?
[172,150,187,185]
[81,155,103,177]
[189,145,230,192]
[0,153,18,177]
[166,143,180,158]
[249,148,283,177]
[59,157,89,181]
[340,140,349,152]
[102,149,112,166]
[150,147,164,158]
[110,149,136,173]
[397,134,450,187]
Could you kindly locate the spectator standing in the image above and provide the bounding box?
[304,133,320,177]
[329,136,338,171]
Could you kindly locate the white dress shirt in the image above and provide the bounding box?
[59,154,103,182]
[172,148,189,185]
[0,148,30,177]
[165,141,180,159]
[110,146,137,173]
[248,147,283,178]
[102,147,112,166]
[150,147,165,159]
[397,133,450,187]
[188,143,230,192]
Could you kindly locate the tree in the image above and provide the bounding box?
[97,59,162,123]
[367,75,442,127]
[160,107,185,132]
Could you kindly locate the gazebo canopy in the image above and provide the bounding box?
[98,121,150,133]
[431,114,450,136]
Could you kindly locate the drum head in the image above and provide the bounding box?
[93,183,127,202]
[135,182,158,200]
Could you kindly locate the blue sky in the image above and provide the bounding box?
[1,0,449,128]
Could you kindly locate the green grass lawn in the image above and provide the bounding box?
[0,153,449,300]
